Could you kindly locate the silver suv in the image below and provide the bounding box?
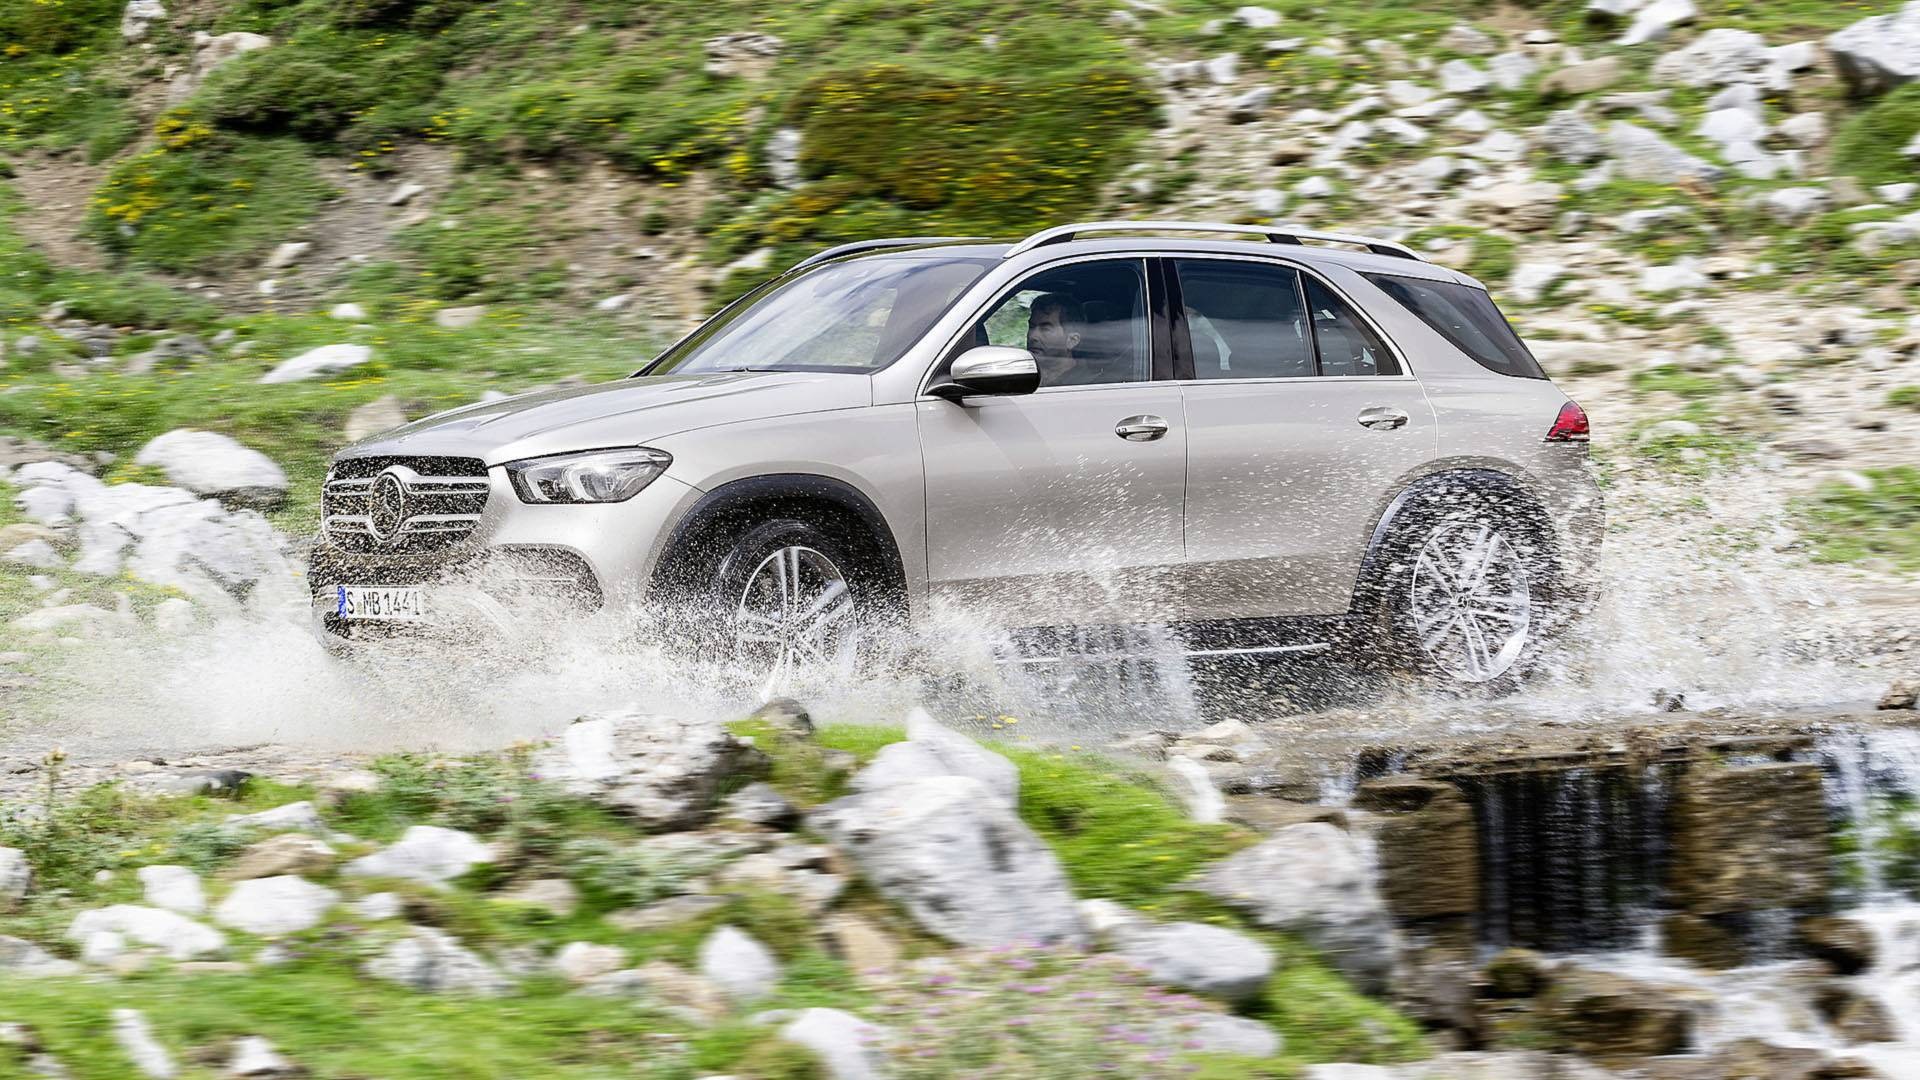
[312,221,1602,694]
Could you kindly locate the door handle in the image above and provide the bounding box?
[1357,406,1409,431]
[1115,415,1170,442]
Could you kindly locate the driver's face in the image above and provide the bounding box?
[1026,308,1080,359]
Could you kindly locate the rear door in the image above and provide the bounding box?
[916,256,1187,627]
[1173,256,1439,619]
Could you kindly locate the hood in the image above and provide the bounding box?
[337,371,873,466]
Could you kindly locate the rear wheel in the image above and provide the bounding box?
[1361,491,1555,694]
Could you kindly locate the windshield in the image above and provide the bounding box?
[647,255,995,375]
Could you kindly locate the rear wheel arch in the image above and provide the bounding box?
[1352,467,1558,612]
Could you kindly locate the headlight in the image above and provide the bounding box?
[505,448,672,504]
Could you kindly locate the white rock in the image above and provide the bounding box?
[1110,919,1276,1002]
[766,127,804,188]
[0,934,80,976]
[1619,0,1694,45]
[151,597,194,634]
[1295,175,1335,199]
[364,927,511,995]
[387,182,427,206]
[343,395,407,442]
[352,892,403,920]
[1205,52,1240,84]
[1182,1015,1283,1058]
[1193,822,1394,992]
[263,242,311,270]
[327,303,368,321]
[228,1036,293,1077]
[0,848,30,909]
[779,1008,887,1080]
[137,865,206,916]
[112,1009,176,1079]
[214,876,338,936]
[69,905,225,960]
[1439,59,1492,94]
[851,708,1019,807]
[226,801,329,836]
[134,430,288,509]
[259,343,371,384]
[1488,51,1537,91]
[433,305,486,330]
[1879,182,1918,204]
[700,925,780,1004]
[1233,5,1281,28]
[533,710,767,829]
[1608,122,1723,184]
[810,775,1085,949]
[1828,2,1920,96]
[594,293,633,313]
[4,540,62,570]
[82,929,127,966]
[1777,112,1828,149]
[343,825,493,888]
[1639,262,1709,293]
[122,0,167,41]
[1509,262,1569,304]
[1760,186,1831,225]
[553,941,628,984]
[1382,80,1432,108]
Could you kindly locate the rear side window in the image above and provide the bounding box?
[1363,273,1546,380]
[1173,260,1315,379]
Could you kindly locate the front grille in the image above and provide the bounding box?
[322,456,490,555]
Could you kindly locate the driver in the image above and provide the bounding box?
[1026,293,1097,386]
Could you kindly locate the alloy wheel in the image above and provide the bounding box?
[1408,521,1532,684]
[732,545,861,700]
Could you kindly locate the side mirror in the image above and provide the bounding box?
[929,346,1041,401]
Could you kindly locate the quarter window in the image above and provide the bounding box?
[1173,260,1315,380]
[1362,273,1545,380]
[1304,277,1400,377]
[963,259,1151,387]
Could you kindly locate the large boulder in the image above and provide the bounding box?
[533,710,768,829]
[364,927,512,995]
[133,430,288,510]
[67,905,224,960]
[811,775,1086,949]
[1828,2,1920,97]
[213,876,338,936]
[343,825,493,889]
[1190,822,1395,993]
[850,708,1019,807]
[1651,27,1772,88]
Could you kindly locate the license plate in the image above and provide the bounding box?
[335,585,425,622]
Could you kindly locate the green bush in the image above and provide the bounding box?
[87,125,331,271]
[1833,84,1920,186]
[0,0,122,57]
[203,56,378,140]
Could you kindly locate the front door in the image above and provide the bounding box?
[917,257,1186,627]
[1172,257,1438,619]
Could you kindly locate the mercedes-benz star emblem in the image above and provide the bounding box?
[368,469,409,545]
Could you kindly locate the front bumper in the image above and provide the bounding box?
[307,466,703,636]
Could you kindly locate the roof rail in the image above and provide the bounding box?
[1002,220,1424,262]
[789,236,992,273]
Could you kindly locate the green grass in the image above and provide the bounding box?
[87,128,334,272]
[1834,84,1920,186]
[1802,465,1920,572]
[1406,226,1517,285]
[1255,937,1430,1065]
[1887,386,1920,411]
[1630,364,1726,401]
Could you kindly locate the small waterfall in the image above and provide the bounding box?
[1458,763,1677,953]
[1168,756,1224,824]
[1822,727,1920,900]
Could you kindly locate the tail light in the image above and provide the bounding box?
[1546,400,1590,442]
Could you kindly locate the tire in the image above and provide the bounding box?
[1357,487,1560,696]
[665,516,887,701]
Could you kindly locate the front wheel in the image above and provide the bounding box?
[701,519,873,701]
